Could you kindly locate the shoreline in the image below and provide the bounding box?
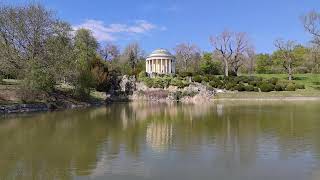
[0,101,107,114]
[1,95,320,115]
[215,96,320,101]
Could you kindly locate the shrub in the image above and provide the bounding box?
[244,85,254,91]
[235,83,246,91]
[209,79,223,88]
[249,81,259,86]
[24,62,55,93]
[193,75,202,83]
[170,78,189,88]
[225,82,237,90]
[143,78,154,88]
[268,77,279,85]
[275,83,286,91]
[153,77,165,88]
[202,76,210,82]
[259,83,274,92]
[253,87,260,92]
[178,71,193,78]
[162,76,172,88]
[285,83,296,91]
[239,76,250,83]
[296,84,305,89]
[138,71,147,80]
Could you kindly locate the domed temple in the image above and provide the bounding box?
[146,49,176,75]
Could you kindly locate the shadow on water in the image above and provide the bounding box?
[0,101,320,179]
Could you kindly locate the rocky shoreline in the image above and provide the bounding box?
[107,75,219,104]
[0,101,108,114]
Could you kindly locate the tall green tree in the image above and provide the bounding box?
[199,52,222,75]
[73,28,99,97]
[0,3,74,92]
[255,54,273,74]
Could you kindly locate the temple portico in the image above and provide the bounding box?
[146,49,175,75]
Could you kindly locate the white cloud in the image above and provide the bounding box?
[73,19,166,41]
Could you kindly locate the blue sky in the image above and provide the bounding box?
[5,0,320,54]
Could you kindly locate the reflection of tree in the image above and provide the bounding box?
[0,109,110,179]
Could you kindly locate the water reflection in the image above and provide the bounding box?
[0,101,320,179]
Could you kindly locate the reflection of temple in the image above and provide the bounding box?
[146,122,173,152]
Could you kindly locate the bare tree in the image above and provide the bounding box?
[101,43,120,61]
[122,42,142,70]
[174,43,201,72]
[245,47,256,75]
[274,39,297,81]
[302,11,320,46]
[210,31,232,76]
[210,30,252,76]
[307,44,320,73]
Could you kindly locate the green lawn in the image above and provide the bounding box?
[251,73,320,91]
[216,73,320,99]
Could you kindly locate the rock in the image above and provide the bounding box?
[120,75,136,93]
[136,82,148,91]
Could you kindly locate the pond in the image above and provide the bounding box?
[0,101,320,180]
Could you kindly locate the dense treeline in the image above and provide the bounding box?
[0,3,320,97]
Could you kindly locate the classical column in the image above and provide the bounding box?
[152,59,154,73]
[155,59,157,73]
[161,59,164,74]
[158,59,160,73]
[169,59,172,74]
[146,60,148,73]
[150,60,152,72]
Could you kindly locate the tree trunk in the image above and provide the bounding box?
[288,64,293,81]
[224,59,229,77]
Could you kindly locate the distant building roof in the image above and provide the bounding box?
[147,48,174,59]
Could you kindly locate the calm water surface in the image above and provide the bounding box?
[1,101,320,180]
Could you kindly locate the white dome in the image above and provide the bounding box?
[148,48,174,58]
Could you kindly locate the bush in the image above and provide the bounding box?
[143,78,154,88]
[193,75,202,83]
[285,83,296,91]
[209,79,223,88]
[235,83,246,91]
[162,76,172,88]
[254,87,260,92]
[24,62,55,93]
[138,71,147,80]
[296,84,305,89]
[153,77,165,88]
[268,77,279,85]
[202,76,210,82]
[178,71,193,78]
[275,83,286,91]
[225,82,237,91]
[170,78,189,88]
[244,85,254,91]
[248,80,259,86]
[259,83,274,92]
